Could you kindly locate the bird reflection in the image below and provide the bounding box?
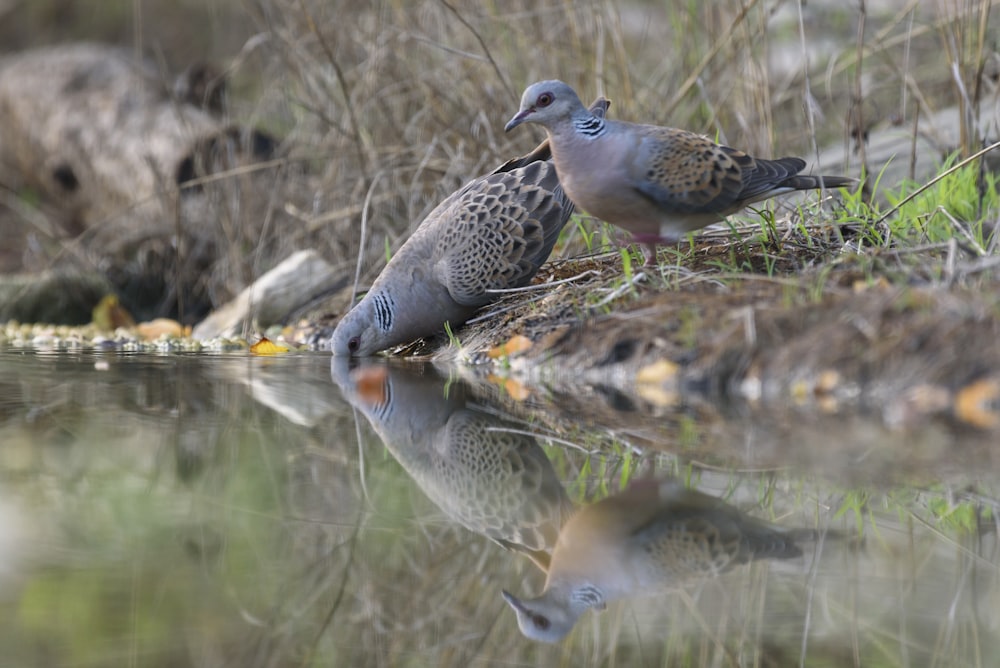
[331,359,574,570]
[502,477,818,643]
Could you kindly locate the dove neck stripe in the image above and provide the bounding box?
[571,584,604,609]
[574,116,606,138]
[372,378,392,421]
[373,292,394,332]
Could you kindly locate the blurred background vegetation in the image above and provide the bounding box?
[4,0,992,294]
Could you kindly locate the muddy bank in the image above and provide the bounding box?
[305,237,1000,440]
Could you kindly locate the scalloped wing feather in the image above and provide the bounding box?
[435,160,570,306]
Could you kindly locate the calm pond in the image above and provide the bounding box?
[0,350,996,667]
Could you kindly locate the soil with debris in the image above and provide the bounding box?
[300,223,1000,441]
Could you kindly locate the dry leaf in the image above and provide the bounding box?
[91,294,135,331]
[852,276,890,293]
[136,318,185,340]
[487,373,531,401]
[251,337,289,355]
[790,379,810,403]
[814,369,841,396]
[635,384,678,408]
[636,359,679,384]
[488,334,533,359]
[954,378,1000,429]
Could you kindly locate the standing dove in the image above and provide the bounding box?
[332,98,611,356]
[331,359,574,570]
[505,80,856,264]
[501,477,816,642]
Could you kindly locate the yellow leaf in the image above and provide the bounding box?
[814,369,841,395]
[790,380,810,403]
[635,384,678,408]
[852,276,890,293]
[504,378,530,401]
[487,374,531,401]
[91,294,135,331]
[954,378,1000,429]
[636,359,678,384]
[488,334,533,359]
[251,337,289,355]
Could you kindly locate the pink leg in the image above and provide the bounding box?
[641,242,658,266]
[630,234,665,266]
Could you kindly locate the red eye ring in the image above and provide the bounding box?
[537,92,554,107]
[348,336,360,353]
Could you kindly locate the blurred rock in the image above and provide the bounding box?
[192,250,343,340]
[0,270,112,324]
[0,43,292,324]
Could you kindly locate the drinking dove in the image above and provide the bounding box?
[505,80,856,264]
[501,477,817,642]
[332,97,611,356]
[332,359,574,570]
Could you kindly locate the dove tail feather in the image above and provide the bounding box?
[783,174,858,191]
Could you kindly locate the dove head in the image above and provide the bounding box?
[331,290,398,357]
[505,80,588,133]
[501,589,580,643]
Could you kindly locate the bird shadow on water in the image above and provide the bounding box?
[330,357,1000,667]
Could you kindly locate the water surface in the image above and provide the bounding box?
[0,351,996,667]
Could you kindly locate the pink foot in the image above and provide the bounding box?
[632,233,677,266]
[641,243,658,266]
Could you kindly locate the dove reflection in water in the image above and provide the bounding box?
[502,477,817,643]
[331,359,574,569]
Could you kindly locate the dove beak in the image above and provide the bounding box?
[504,108,532,132]
[501,589,529,613]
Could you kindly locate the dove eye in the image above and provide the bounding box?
[348,336,360,354]
[533,614,550,630]
[537,92,554,107]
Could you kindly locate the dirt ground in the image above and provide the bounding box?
[296,218,1000,442]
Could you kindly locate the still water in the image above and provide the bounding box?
[0,350,997,667]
